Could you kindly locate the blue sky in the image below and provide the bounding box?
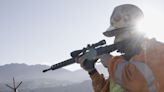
[0,0,164,70]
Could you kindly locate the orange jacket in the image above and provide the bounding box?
[90,38,164,92]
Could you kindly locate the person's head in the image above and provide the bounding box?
[103,4,145,59]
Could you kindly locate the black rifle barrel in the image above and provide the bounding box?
[43,58,74,72]
[42,43,118,73]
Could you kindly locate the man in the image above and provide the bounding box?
[76,4,164,92]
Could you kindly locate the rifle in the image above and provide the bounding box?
[43,40,120,73]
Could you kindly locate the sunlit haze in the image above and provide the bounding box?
[137,8,164,41]
[0,0,164,71]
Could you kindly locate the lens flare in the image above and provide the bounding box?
[136,12,164,42]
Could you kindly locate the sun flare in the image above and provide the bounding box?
[137,10,164,42]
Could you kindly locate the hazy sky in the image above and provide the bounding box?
[0,0,164,70]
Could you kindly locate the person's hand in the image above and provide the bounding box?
[99,54,113,68]
[76,55,97,72]
[75,48,97,72]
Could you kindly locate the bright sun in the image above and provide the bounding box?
[137,10,164,42]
